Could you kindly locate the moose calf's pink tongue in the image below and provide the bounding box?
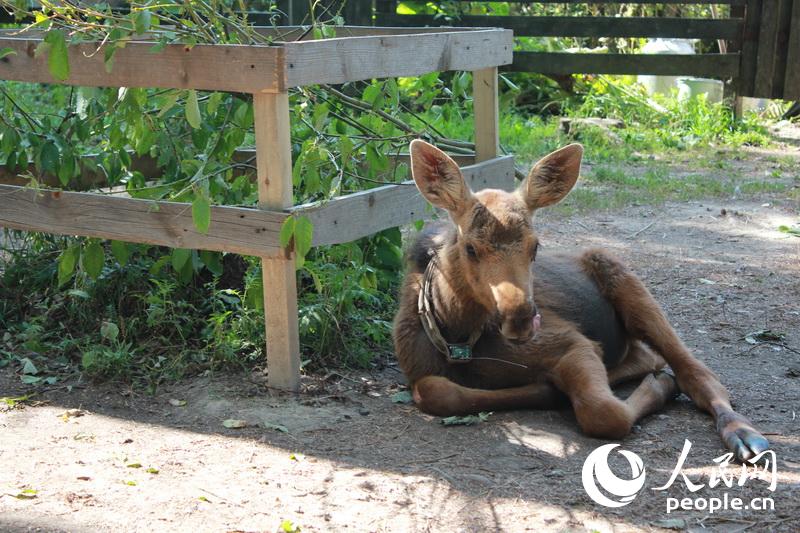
[532,313,541,333]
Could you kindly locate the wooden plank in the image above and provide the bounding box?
[0,185,285,256]
[376,14,744,40]
[253,92,300,393]
[0,36,282,93]
[283,29,513,87]
[739,0,763,96]
[784,0,800,100]
[292,155,516,247]
[473,68,499,163]
[0,153,162,190]
[754,0,781,97]
[770,0,795,98]
[254,25,482,41]
[506,52,740,77]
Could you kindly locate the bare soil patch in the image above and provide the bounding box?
[2,149,799,532]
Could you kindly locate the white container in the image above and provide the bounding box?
[676,77,724,104]
[638,39,696,96]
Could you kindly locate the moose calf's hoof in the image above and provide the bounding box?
[717,411,771,462]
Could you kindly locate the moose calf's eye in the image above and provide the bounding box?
[465,244,477,259]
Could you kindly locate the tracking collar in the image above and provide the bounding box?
[417,255,482,363]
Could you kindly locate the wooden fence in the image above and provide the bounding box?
[370,0,800,100]
[0,25,514,391]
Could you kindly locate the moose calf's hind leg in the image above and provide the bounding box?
[581,249,770,461]
[607,341,666,387]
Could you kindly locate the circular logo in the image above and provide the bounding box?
[582,444,646,507]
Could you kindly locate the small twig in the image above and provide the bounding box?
[627,220,656,239]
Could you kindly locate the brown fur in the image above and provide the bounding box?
[393,140,770,462]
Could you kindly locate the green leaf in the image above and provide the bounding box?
[57,154,75,186]
[82,241,105,279]
[43,30,70,81]
[199,251,223,277]
[21,375,42,385]
[20,357,38,375]
[133,10,152,35]
[366,144,388,172]
[57,245,79,286]
[171,248,191,272]
[110,240,130,266]
[185,90,201,129]
[391,390,413,404]
[100,321,119,341]
[67,289,89,299]
[244,275,264,311]
[0,47,16,60]
[441,412,492,426]
[362,83,383,109]
[279,215,296,248]
[265,423,289,433]
[294,216,314,260]
[157,91,180,118]
[192,192,211,234]
[222,419,248,429]
[39,142,59,174]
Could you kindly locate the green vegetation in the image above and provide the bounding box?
[0,1,794,390]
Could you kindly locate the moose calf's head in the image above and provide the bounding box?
[410,140,583,343]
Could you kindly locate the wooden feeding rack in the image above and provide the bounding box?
[0,25,515,391]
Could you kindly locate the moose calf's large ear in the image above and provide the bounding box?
[410,139,473,216]
[518,143,583,211]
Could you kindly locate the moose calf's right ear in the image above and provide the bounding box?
[410,140,473,216]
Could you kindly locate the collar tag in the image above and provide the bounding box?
[447,343,473,363]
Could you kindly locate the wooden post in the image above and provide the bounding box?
[472,67,499,163]
[253,92,301,392]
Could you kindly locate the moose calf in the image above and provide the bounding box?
[393,140,769,462]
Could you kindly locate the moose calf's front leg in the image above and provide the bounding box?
[553,344,635,439]
[553,341,678,440]
[413,375,563,417]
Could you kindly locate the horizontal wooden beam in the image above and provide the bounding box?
[283,28,513,87]
[292,155,515,246]
[256,25,484,40]
[0,34,283,93]
[376,15,743,40]
[0,185,285,256]
[506,52,740,77]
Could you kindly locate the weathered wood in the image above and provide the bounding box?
[784,0,800,100]
[770,0,795,98]
[754,0,781,97]
[739,0,763,95]
[0,35,282,93]
[376,14,744,40]
[292,155,516,247]
[253,92,300,393]
[473,68,499,163]
[0,185,285,256]
[506,52,741,77]
[282,29,513,87]
[0,153,162,190]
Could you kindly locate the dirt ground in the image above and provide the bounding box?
[2,136,799,532]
